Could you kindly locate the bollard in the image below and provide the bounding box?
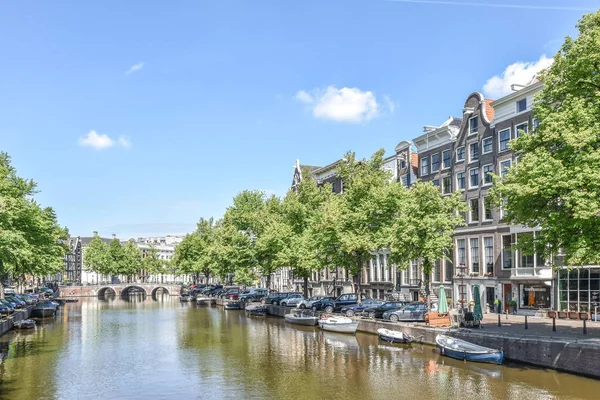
[525,315,528,329]
[505,310,508,320]
[552,316,556,332]
[497,314,501,327]
[583,319,587,335]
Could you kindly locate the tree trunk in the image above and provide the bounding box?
[355,257,363,303]
[266,274,271,293]
[303,275,309,298]
[423,258,432,314]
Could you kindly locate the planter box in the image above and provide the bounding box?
[547,310,557,318]
[579,312,589,321]
[558,311,568,319]
[568,311,579,320]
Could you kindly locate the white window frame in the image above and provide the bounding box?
[468,142,479,163]
[515,122,528,138]
[456,146,465,162]
[456,238,466,267]
[456,172,465,190]
[442,175,452,195]
[501,234,513,270]
[442,149,451,170]
[469,238,480,274]
[484,236,494,274]
[482,137,493,154]
[469,116,479,135]
[420,157,429,176]
[483,197,493,221]
[431,152,440,173]
[498,128,511,152]
[516,98,527,113]
[469,198,480,223]
[468,167,479,189]
[482,164,493,186]
[499,159,512,178]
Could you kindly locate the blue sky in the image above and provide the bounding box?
[0,0,597,239]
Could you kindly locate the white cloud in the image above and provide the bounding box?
[126,62,144,75]
[383,95,397,114]
[295,86,380,123]
[483,55,553,98]
[78,130,132,150]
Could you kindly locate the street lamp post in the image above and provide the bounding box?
[457,263,467,314]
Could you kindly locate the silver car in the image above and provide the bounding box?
[280,294,304,307]
[383,302,437,322]
[296,295,333,309]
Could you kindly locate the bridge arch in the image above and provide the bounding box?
[97,287,117,297]
[151,286,170,298]
[121,285,148,297]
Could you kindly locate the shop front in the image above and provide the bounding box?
[519,282,552,310]
[557,268,600,314]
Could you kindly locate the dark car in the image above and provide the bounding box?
[239,289,268,303]
[6,296,24,308]
[361,301,409,319]
[384,302,437,322]
[1,299,19,310]
[264,292,302,305]
[0,304,12,317]
[340,299,385,317]
[224,288,241,300]
[312,293,371,313]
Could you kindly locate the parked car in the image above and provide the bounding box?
[340,299,385,317]
[3,286,16,295]
[296,296,335,309]
[239,288,268,303]
[279,294,304,307]
[0,301,14,315]
[361,301,409,319]
[264,292,302,305]
[312,293,371,313]
[383,302,437,322]
[0,304,12,317]
[224,288,241,300]
[6,296,24,308]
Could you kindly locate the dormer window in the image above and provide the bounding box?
[400,159,406,169]
[469,116,479,135]
[517,98,527,113]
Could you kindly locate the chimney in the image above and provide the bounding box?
[93,231,98,237]
[112,234,116,239]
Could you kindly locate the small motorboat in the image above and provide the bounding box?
[31,301,58,318]
[436,334,504,365]
[180,294,192,302]
[284,312,319,326]
[245,304,267,316]
[318,315,359,334]
[224,301,241,310]
[377,328,415,344]
[13,319,36,329]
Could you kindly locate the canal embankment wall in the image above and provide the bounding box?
[261,305,600,378]
[0,305,33,337]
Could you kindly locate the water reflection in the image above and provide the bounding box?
[0,299,598,400]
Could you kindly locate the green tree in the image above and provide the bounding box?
[143,246,164,282]
[121,240,142,282]
[172,218,217,284]
[107,238,124,277]
[0,152,67,296]
[387,181,466,311]
[492,10,600,267]
[83,236,111,277]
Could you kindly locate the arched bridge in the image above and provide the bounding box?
[59,284,181,298]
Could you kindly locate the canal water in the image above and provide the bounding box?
[0,297,599,400]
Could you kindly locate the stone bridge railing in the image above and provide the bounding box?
[59,284,181,297]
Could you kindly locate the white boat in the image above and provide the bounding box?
[318,316,359,334]
[284,312,319,326]
[377,328,414,344]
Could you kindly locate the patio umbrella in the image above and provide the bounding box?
[472,285,483,322]
[438,285,448,314]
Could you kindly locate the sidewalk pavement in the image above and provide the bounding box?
[465,313,600,342]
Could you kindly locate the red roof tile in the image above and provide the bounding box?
[484,98,495,122]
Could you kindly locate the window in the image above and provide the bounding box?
[458,284,467,305]
[469,198,479,222]
[469,116,479,134]
[469,142,479,162]
[516,98,527,113]
[499,160,512,178]
[484,237,494,274]
[432,179,440,187]
[502,235,513,269]
[499,129,511,151]
[431,153,440,172]
[500,200,509,219]
[456,172,465,190]
[516,123,528,138]
[332,182,337,192]
[444,250,453,282]
[433,260,441,282]
[456,147,465,162]
[400,159,407,169]
[533,119,540,131]
[518,232,534,268]
[442,176,452,194]
[421,158,429,176]
[470,238,479,274]
[469,168,479,188]
[482,164,493,185]
[483,197,493,220]
[482,137,493,154]
[442,150,451,169]
[457,239,466,266]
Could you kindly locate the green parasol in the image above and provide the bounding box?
[472,285,483,322]
[438,285,448,313]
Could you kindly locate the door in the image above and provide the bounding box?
[486,287,495,313]
[503,284,511,312]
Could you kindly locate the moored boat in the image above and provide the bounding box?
[13,319,36,329]
[377,328,414,344]
[31,301,57,318]
[318,316,359,334]
[284,312,319,326]
[224,301,241,310]
[180,294,192,302]
[245,304,267,316]
[436,334,504,365]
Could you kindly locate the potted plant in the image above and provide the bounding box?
[494,298,502,314]
[509,300,517,314]
[468,300,475,312]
